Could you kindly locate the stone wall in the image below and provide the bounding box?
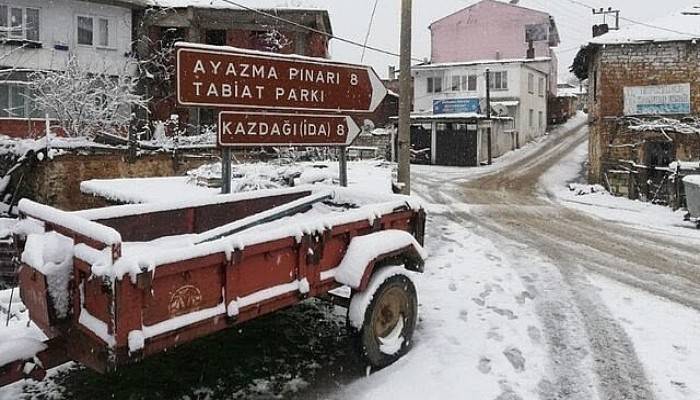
[17,151,218,211]
[586,41,700,183]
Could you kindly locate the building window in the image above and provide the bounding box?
[538,111,543,128]
[529,109,534,128]
[451,75,472,92]
[205,29,226,46]
[77,16,113,47]
[98,18,109,47]
[528,73,534,94]
[468,75,477,91]
[489,71,508,90]
[427,76,443,93]
[0,6,40,41]
[538,77,545,97]
[0,83,39,118]
[451,75,461,92]
[77,16,93,45]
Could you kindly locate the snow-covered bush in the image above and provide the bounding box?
[27,57,147,138]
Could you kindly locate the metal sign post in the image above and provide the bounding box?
[221,147,232,194]
[339,147,348,187]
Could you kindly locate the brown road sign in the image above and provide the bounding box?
[218,111,361,147]
[176,43,387,113]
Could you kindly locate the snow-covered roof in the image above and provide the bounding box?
[396,112,513,121]
[492,100,519,107]
[413,57,551,71]
[146,0,320,10]
[86,0,149,8]
[557,87,586,97]
[590,5,700,45]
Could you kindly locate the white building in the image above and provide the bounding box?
[0,0,142,135]
[412,57,550,144]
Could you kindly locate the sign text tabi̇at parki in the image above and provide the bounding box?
[176,43,387,113]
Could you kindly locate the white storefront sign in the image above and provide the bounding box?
[624,83,691,115]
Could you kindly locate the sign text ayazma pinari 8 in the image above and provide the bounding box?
[176,43,387,113]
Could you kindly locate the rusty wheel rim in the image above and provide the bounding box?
[372,286,409,339]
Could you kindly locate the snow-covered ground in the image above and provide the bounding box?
[338,215,552,399]
[539,139,700,242]
[2,115,699,399]
[590,274,700,399]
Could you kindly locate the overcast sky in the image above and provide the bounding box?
[264,0,695,82]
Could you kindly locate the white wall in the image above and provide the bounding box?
[0,0,133,75]
[518,66,548,142]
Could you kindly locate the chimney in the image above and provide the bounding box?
[496,51,501,60]
[592,24,610,38]
[510,0,520,4]
[526,40,535,59]
[388,66,397,80]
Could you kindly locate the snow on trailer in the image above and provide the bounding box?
[0,186,426,386]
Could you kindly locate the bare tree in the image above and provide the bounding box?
[27,57,148,138]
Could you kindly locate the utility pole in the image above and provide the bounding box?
[397,0,412,194]
[485,68,492,165]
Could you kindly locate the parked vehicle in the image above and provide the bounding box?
[0,186,426,387]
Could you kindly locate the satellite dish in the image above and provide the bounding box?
[492,103,509,117]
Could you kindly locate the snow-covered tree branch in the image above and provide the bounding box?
[27,57,148,138]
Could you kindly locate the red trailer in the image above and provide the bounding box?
[0,186,426,387]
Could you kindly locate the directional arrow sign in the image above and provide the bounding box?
[218,111,361,147]
[176,43,387,113]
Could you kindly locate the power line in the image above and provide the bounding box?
[361,0,380,62]
[561,0,699,37]
[212,0,425,62]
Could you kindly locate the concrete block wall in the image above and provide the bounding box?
[21,152,218,211]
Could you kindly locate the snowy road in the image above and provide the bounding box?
[3,117,700,399]
[396,120,700,400]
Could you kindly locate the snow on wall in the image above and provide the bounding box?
[334,230,427,289]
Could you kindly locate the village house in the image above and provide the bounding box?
[429,0,560,97]
[572,5,700,206]
[0,0,143,137]
[405,0,560,167]
[412,58,549,144]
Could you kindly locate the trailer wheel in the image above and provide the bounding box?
[351,272,418,369]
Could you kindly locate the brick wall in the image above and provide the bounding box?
[19,151,218,211]
[586,41,700,183]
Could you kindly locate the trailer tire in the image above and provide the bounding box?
[350,271,418,369]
